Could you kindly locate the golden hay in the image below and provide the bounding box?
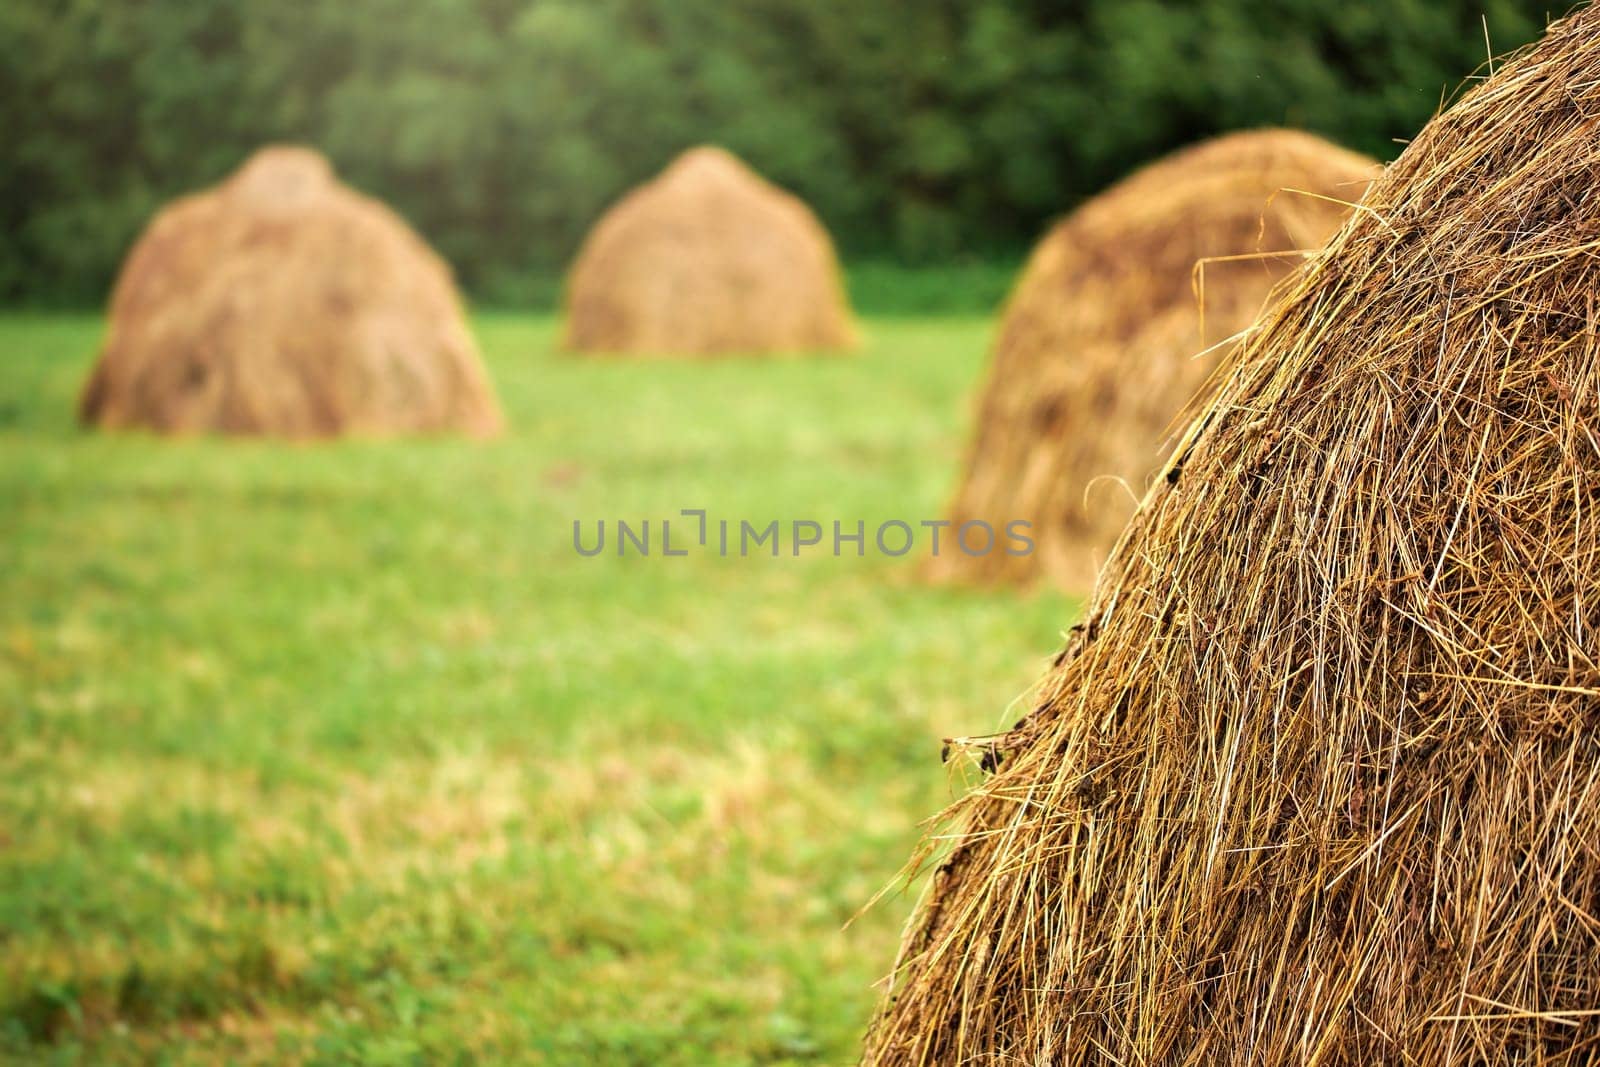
[562,146,857,356]
[867,9,1600,1065]
[79,146,501,437]
[934,129,1377,590]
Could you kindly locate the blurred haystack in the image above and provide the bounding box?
[562,146,857,355]
[80,146,501,437]
[935,129,1377,589]
[867,8,1600,1065]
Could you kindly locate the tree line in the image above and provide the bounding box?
[0,0,1546,306]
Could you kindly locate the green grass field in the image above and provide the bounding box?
[0,313,1077,1064]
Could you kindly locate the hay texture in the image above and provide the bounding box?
[936,129,1377,589]
[867,9,1600,1066]
[562,146,857,355]
[80,146,500,437]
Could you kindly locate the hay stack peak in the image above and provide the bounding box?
[228,145,336,209]
[80,145,501,438]
[563,145,857,356]
[660,144,751,185]
[869,7,1600,1065]
[936,128,1377,589]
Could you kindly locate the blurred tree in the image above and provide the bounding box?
[0,0,1547,305]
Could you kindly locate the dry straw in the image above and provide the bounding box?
[868,7,1600,1064]
[562,146,857,356]
[80,146,501,437]
[934,129,1377,590]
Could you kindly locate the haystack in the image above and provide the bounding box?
[935,129,1377,589]
[868,9,1600,1065]
[562,146,857,355]
[79,146,501,437]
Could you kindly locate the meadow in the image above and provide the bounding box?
[0,313,1076,1064]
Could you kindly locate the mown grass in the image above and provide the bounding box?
[0,312,1076,1064]
[468,259,1025,317]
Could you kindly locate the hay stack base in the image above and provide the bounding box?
[80,146,501,438]
[868,8,1600,1065]
[936,129,1376,590]
[562,146,857,356]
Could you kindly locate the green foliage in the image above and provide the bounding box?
[0,0,1548,305]
[0,311,1074,1061]
[845,259,1020,317]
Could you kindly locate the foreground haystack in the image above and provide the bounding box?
[936,129,1376,589]
[868,10,1600,1065]
[80,146,501,437]
[563,146,856,355]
